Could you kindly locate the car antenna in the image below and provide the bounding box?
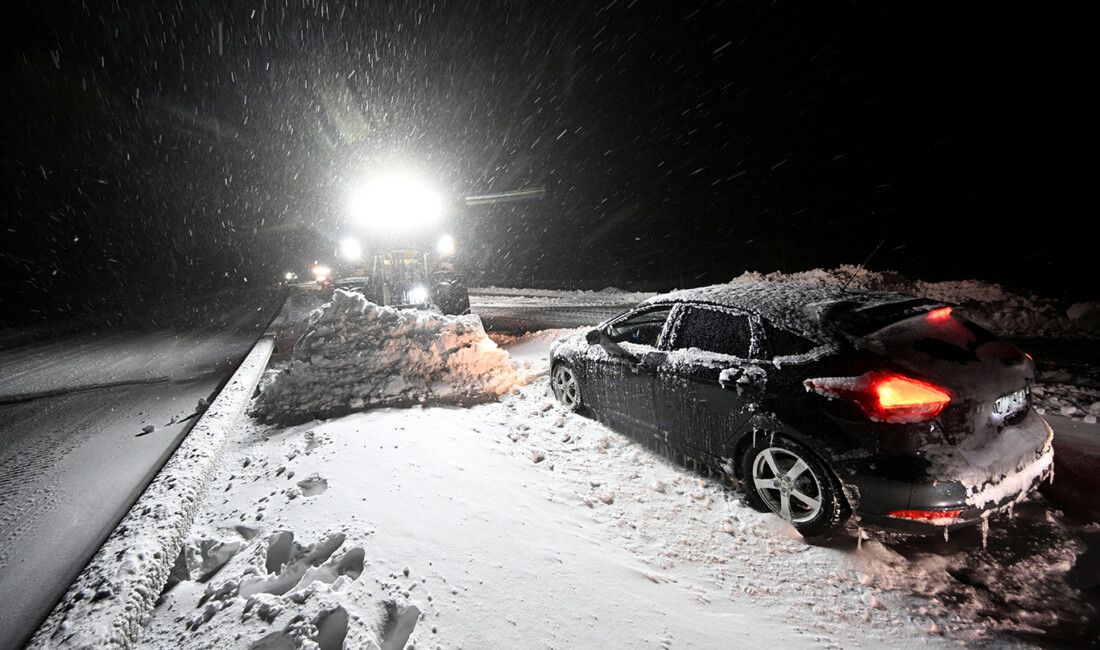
[842,238,885,292]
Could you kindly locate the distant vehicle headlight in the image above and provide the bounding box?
[437,234,456,256]
[340,237,362,260]
[409,285,429,304]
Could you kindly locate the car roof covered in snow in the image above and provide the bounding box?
[637,282,942,341]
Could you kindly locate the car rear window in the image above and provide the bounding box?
[864,309,1000,363]
[822,297,942,337]
[760,320,817,357]
[672,307,752,357]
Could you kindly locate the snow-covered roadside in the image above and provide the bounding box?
[138,339,963,649]
[471,286,658,308]
[136,325,1096,649]
[130,273,1100,648]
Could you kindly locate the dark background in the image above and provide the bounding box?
[1,1,1090,326]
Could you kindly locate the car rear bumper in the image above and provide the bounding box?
[847,411,1054,534]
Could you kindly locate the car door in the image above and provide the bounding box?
[655,304,765,458]
[584,306,671,437]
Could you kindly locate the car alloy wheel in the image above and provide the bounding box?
[742,435,848,537]
[551,363,583,411]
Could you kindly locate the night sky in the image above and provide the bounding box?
[1,1,1090,326]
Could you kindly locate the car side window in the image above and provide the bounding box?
[760,320,817,357]
[606,307,672,346]
[672,306,752,357]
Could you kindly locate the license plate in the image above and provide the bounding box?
[993,388,1029,419]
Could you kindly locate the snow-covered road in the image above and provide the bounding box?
[0,290,285,650]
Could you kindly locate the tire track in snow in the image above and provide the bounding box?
[0,392,101,572]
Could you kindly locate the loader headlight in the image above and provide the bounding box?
[409,285,429,304]
[437,234,456,256]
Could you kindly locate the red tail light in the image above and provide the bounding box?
[887,509,962,525]
[804,371,951,423]
[927,306,953,321]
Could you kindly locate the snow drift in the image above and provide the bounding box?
[731,265,1100,338]
[250,290,521,424]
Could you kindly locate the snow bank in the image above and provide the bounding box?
[731,266,1100,338]
[251,290,521,424]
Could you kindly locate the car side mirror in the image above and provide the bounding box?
[587,327,628,356]
[718,367,744,390]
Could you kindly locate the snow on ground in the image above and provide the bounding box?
[135,273,1100,648]
[141,342,970,650]
[139,293,1100,648]
[471,286,659,308]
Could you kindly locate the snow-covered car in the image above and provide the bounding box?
[549,282,1053,537]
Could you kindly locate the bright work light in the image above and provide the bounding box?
[348,175,443,231]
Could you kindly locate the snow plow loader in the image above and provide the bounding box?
[337,244,470,316]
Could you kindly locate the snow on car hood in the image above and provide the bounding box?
[251,290,522,424]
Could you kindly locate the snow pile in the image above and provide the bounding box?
[1034,383,1100,423]
[251,290,521,424]
[731,266,1100,338]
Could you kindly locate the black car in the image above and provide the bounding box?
[549,282,1053,537]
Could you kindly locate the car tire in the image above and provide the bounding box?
[550,363,584,412]
[741,434,850,538]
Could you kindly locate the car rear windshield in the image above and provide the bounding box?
[821,297,943,337]
[862,309,1001,363]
